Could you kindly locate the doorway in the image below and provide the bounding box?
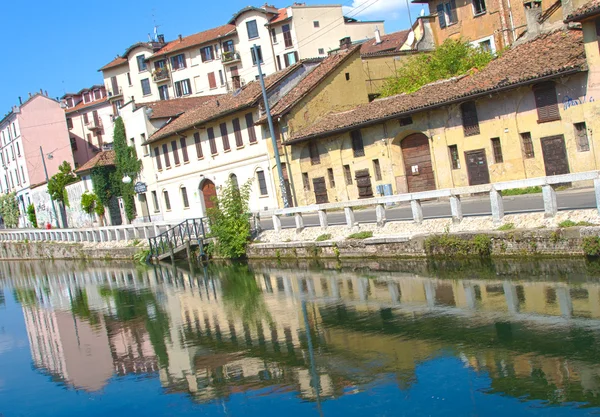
[401,133,436,193]
[201,179,217,211]
[541,135,570,176]
[312,177,328,204]
[465,149,491,185]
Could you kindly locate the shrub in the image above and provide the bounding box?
[26,203,38,228]
[81,192,106,225]
[501,186,542,196]
[583,236,600,257]
[347,231,373,239]
[559,220,595,228]
[497,223,514,231]
[425,234,492,257]
[133,248,151,264]
[316,233,332,242]
[47,161,78,206]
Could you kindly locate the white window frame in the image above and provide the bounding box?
[470,35,496,54]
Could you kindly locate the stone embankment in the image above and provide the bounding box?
[0,240,144,260]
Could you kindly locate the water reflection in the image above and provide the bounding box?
[1,258,600,415]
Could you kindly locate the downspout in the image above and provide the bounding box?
[497,0,510,48]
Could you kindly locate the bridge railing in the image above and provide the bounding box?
[265,171,600,232]
[148,218,208,259]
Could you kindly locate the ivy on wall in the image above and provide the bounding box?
[0,193,20,228]
[112,117,141,221]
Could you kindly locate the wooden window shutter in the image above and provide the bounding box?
[162,143,171,168]
[232,118,243,147]
[461,101,480,136]
[194,132,203,158]
[284,53,289,68]
[208,72,217,89]
[351,130,365,157]
[534,83,560,123]
[180,137,189,162]
[220,123,230,151]
[450,0,458,22]
[436,3,446,27]
[294,51,299,63]
[596,18,600,47]
[245,113,257,143]
[154,147,162,170]
[171,140,180,165]
[208,127,217,154]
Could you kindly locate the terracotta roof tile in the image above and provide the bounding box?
[142,95,224,119]
[99,57,128,71]
[360,30,411,55]
[150,25,236,59]
[288,29,587,143]
[65,98,110,114]
[565,0,600,22]
[270,8,289,24]
[75,150,116,174]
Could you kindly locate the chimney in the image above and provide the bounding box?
[374,27,382,44]
[339,36,352,50]
[28,92,32,98]
[178,34,183,42]
[44,90,48,97]
[157,34,165,43]
[523,0,543,38]
[18,97,22,105]
[40,88,43,94]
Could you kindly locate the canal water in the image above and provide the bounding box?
[1,258,600,416]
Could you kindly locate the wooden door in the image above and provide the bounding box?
[201,180,217,210]
[465,149,491,185]
[355,169,374,198]
[312,177,328,204]
[110,76,119,95]
[541,135,570,176]
[401,133,436,193]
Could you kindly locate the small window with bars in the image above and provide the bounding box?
[461,101,480,136]
[327,168,335,188]
[309,141,320,165]
[520,132,534,158]
[574,122,590,152]
[344,165,352,185]
[448,145,460,169]
[491,137,503,163]
[350,130,365,157]
[302,173,310,191]
[373,159,382,181]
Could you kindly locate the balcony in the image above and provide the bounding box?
[152,68,170,82]
[86,119,103,131]
[222,51,241,64]
[107,87,123,100]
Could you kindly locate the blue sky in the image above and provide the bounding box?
[0,0,427,113]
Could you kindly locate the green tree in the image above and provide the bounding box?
[26,203,38,228]
[81,192,105,225]
[0,193,19,228]
[380,38,495,97]
[47,161,78,206]
[112,117,141,221]
[207,178,253,259]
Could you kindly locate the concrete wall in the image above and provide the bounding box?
[0,241,139,260]
[362,53,416,96]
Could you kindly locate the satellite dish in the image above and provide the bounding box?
[406,31,415,46]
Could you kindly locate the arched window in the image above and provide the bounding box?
[163,190,171,210]
[256,170,268,196]
[230,173,239,191]
[180,186,189,208]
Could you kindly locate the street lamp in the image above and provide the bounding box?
[122,175,132,184]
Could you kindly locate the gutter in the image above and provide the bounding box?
[564,8,600,23]
[285,67,584,145]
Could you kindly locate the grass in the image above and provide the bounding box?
[501,186,542,196]
[347,231,373,240]
[558,219,596,228]
[316,233,332,242]
[497,223,515,231]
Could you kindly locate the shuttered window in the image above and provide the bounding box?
[232,118,243,147]
[491,137,503,163]
[350,130,365,157]
[533,82,560,123]
[521,132,534,158]
[282,24,293,48]
[171,140,180,165]
[220,123,230,151]
[194,132,203,159]
[208,72,217,89]
[309,141,320,165]
[208,127,217,155]
[437,3,446,28]
[162,144,171,168]
[154,147,162,170]
[245,113,257,143]
[180,138,189,163]
[200,46,214,62]
[461,101,480,136]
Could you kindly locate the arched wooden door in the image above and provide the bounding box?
[201,180,217,210]
[401,133,436,193]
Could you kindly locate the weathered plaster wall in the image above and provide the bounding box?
[0,241,139,260]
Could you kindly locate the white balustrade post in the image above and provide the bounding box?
[272,215,282,233]
[344,207,356,228]
[318,210,328,229]
[542,185,558,218]
[594,178,600,216]
[411,200,423,224]
[375,204,386,227]
[450,195,463,223]
[490,188,504,223]
[294,213,304,232]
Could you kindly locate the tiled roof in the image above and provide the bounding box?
[65,98,110,114]
[75,150,116,174]
[149,25,236,59]
[98,57,128,71]
[257,45,362,123]
[360,30,411,55]
[270,8,289,24]
[147,63,304,144]
[565,0,600,22]
[142,95,224,119]
[287,29,586,143]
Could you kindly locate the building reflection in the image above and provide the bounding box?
[2,259,600,406]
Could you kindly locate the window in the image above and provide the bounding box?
[163,191,171,210]
[327,168,335,188]
[313,21,320,28]
[345,72,350,81]
[208,127,217,154]
[448,145,460,169]
[302,172,310,190]
[70,137,77,151]
[399,117,413,126]
[151,191,159,212]
[11,146,15,160]
[318,48,325,55]
[171,54,186,70]
[158,85,169,100]
[223,39,234,52]
[220,123,230,151]
[245,113,257,143]
[257,170,268,195]
[136,55,147,72]
[308,141,320,165]
[521,132,534,158]
[271,28,277,43]
[93,89,102,100]
[436,0,458,28]
[171,140,180,165]
[344,165,353,185]
[194,132,203,158]
[246,20,259,39]
[83,112,89,124]
[460,101,480,136]
[200,46,214,62]
[67,118,73,129]
[141,78,151,96]
[479,39,492,52]
[276,55,282,70]
[181,187,190,208]
[180,137,189,162]
[66,97,73,108]
[162,143,171,168]
[574,122,590,152]
[232,118,243,147]
[282,24,293,48]
[350,130,365,157]
[219,70,225,86]
[15,142,20,156]
[373,159,382,181]
[174,79,192,97]
[491,138,503,163]
[472,0,486,14]
[127,72,132,86]
[208,72,217,89]
[251,46,263,65]
[20,166,25,183]
[284,51,298,67]
[533,82,560,123]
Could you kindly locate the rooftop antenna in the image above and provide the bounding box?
[152,9,160,42]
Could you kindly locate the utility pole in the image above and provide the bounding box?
[254,44,290,208]
[40,146,59,228]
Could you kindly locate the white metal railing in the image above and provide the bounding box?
[267,171,600,232]
[0,221,180,244]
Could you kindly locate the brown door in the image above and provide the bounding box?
[401,133,435,193]
[465,149,491,185]
[541,135,570,176]
[110,76,119,95]
[355,169,374,198]
[201,180,217,210]
[312,177,328,204]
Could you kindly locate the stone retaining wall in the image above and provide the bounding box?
[0,241,140,260]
